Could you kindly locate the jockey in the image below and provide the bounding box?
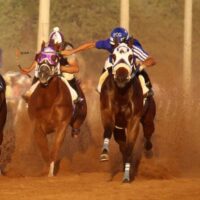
[48,27,83,103]
[61,27,156,97]
[19,27,83,104]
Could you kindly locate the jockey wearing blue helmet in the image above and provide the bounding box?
[61,27,156,94]
[109,27,129,45]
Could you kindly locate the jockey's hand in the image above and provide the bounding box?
[139,64,146,72]
[61,49,74,57]
[17,64,27,74]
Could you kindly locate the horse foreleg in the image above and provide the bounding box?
[34,124,50,170]
[49,121,68,177]
[141,98,156,156]
[122,117,140,183]
[0,130,3,175]
[0,130,3,155]
[113,127,126,170]
[70,101,87,138]
[100,109,114,161]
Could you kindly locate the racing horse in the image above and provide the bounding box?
[100,40,156,182]
[27,44,87,176]
[0,75,7,166]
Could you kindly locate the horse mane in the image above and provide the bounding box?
[41,41,46,51]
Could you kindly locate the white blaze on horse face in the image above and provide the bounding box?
[112,43,134,78]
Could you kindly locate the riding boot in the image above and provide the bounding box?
[96,68,112,93]
[68,78,84,104]
[140,70,154,97]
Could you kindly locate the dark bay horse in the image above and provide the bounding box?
[28,46,87,176]
[100,42,156,182]
[0,75,7,163]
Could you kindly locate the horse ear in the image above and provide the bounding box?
[127,36,134,48]
[41,41,46,50]
[49,39,54,48]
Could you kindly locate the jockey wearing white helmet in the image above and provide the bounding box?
[18,27,83,104]
[48,27,84,103]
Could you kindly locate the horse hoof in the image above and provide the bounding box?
[100,149,109,162]
[144,149,153,159]
[48,173,54,177]
[122,178,130,183]
[144,140,153,151]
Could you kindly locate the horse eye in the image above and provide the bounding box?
[128,55,133,63]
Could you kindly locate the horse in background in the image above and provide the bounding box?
[0,75,7,163]
[100,41,156,182]
[27,44,87,176]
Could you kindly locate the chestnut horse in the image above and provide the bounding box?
[0,75,7,169]
[100,42,156,182]
[28,45,87,176]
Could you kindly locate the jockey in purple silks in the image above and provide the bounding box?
[19,27,83,104]
[61,27,156,161]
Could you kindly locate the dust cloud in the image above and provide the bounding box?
[1,65,199,180]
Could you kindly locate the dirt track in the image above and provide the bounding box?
[1,1,200,196]
[0,83,200,199]
[1,173,200,200]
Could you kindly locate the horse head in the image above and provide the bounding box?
[111,41,135,88]
[36,46,59,85]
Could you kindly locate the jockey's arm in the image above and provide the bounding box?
[61,41,96,56]
[60,58,79,74]
[140,57,156,71]
[18,61,37,74]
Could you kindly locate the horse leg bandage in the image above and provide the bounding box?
[60,77,78,102]
[102,138,110,151]
[97,70,109,93]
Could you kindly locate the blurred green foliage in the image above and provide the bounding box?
[0,0,199,71]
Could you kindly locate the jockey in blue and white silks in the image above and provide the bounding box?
[61,27,156,96]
